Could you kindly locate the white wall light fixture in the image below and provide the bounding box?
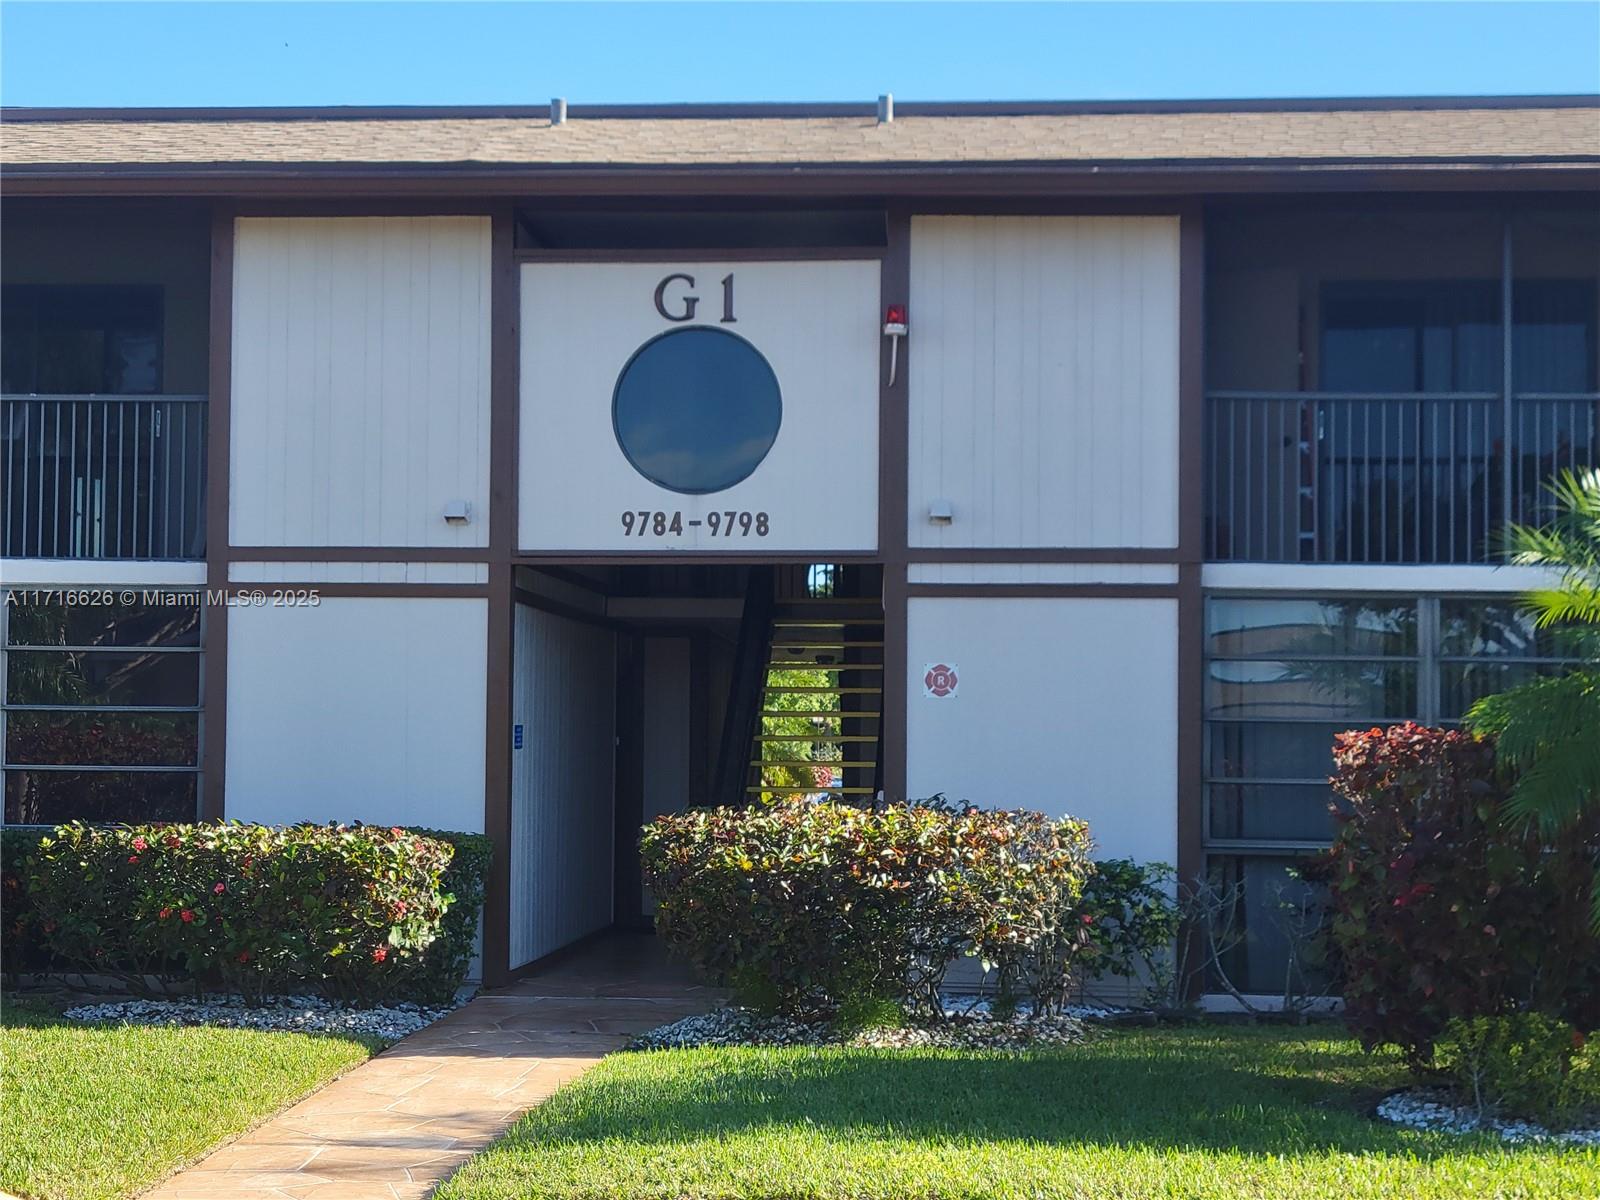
[928,499,954,525]
[442,500,472,525]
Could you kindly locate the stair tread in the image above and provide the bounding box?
[764,624,883,633]
[758,711,879,719]
[770,640,885,648]
[756,760,877,768]
[747,786,878,794]
[765,686,882,693]
[756,734,880,742]
[768,662,884,670]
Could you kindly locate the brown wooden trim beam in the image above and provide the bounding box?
[1175,202,1208,1000]
[220,583,491,598]
[878,207,912,803]
[200,203,234,822]
[6,163,1594,201]
[514,246,884,263]
[481,204,519,988]
[510,550,882,565]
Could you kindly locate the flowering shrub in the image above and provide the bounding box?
[1,827,50,979]
[1308,723,1600,1066]
[26,821,482,1004]
[1068,858,1181,1007]
[639,798,1094,1016]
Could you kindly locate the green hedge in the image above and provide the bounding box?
[2,826,50,979]
[1433,1013,1600,1127]
[641,798,1095,1016]
[407,826,494,1006]
[10,821,489,1006]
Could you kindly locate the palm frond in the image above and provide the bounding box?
[1466,669,1600,834]
[1520,584,1600,630]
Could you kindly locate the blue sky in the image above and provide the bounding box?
[2,2,1596,108]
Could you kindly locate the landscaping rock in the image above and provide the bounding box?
[941,995,1138,1022]
[1376,1087,1600,1146]
[61,993,456,1042]
[626,1005,1088,1052]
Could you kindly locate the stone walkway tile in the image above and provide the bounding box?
[178,1144,318,1172]
[141,935,717,1200]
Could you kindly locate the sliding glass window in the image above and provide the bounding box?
[1203,593,1582,993]
[2,591,203,824]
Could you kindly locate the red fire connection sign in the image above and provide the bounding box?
[923,663,959,699]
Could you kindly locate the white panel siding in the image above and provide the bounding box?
[520,260,878,553]
[510,605,617,968]
[907,562,1180,585]
[224,597,487,831]
[229,561,489,584]
[230,217,491,548]
[905,596,1177,866]
[909,216,1181,550]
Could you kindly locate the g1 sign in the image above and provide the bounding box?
[520,260,880,553]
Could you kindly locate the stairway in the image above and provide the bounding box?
[748,598,885,800]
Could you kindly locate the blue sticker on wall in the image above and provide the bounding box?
[513,724,524,750]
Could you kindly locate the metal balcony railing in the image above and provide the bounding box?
[1206,391,1600,564]
[2,395,207,561]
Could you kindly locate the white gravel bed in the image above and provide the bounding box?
[940,995,1137,1022]
[62,994,455,1042]
[1376,1088,1600,1147]
[627,1005,1087,1052]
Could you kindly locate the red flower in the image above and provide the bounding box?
[1080,914,1095,925]
[42,919,57,934]
[213,882,226,894]
[371,946,388,963]
[131,836,149,852]
[165,835,181,849]
[236,951,251,963]
[179,909,195,923]
[390,826,405,838]
[159,907,173,919]
[127,855,140,865]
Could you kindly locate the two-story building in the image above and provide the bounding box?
[2,96,1596,993]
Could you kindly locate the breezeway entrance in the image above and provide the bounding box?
[507,562,884,975]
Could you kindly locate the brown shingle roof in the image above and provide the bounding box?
[4,100,1597,173]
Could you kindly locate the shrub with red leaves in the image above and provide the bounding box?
[1306,722,1600,1066]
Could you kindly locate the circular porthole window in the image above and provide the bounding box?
[612,327,782,495]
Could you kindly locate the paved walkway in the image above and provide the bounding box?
[144,934,717,1200]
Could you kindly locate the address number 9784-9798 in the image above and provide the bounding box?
[620,511,770,538]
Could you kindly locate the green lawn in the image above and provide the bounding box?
[0,999,379,1200]
[436,1025,1600,1200]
